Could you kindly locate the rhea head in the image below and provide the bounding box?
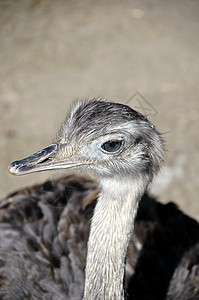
[8,99,164,182]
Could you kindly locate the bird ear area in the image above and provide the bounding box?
[134,136,143,145]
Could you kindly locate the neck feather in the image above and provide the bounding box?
[83,176,148,300]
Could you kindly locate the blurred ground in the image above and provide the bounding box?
[0,0,199,219]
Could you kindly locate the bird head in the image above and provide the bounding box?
[8,99,165,181]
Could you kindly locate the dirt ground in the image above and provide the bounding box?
[0,0,199,219]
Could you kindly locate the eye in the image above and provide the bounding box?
[101,140,123,153]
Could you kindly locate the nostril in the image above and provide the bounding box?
[38,157,52,165]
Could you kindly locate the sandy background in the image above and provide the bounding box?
[0,0,199,219]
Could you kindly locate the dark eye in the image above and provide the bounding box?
[101,140,123,153]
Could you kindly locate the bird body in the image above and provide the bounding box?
[1,176,199,299]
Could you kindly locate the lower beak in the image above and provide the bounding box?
[8,143,83,176]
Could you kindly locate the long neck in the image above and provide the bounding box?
[83,176,147,300]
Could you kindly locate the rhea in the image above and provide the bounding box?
[8,99,165,299]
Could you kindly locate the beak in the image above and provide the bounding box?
[8,143,85,176]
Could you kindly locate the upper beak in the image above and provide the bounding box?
[8,143,84,176]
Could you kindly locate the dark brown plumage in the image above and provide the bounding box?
[0,175,199,299]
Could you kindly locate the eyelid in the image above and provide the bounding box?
[102,136,124,144]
